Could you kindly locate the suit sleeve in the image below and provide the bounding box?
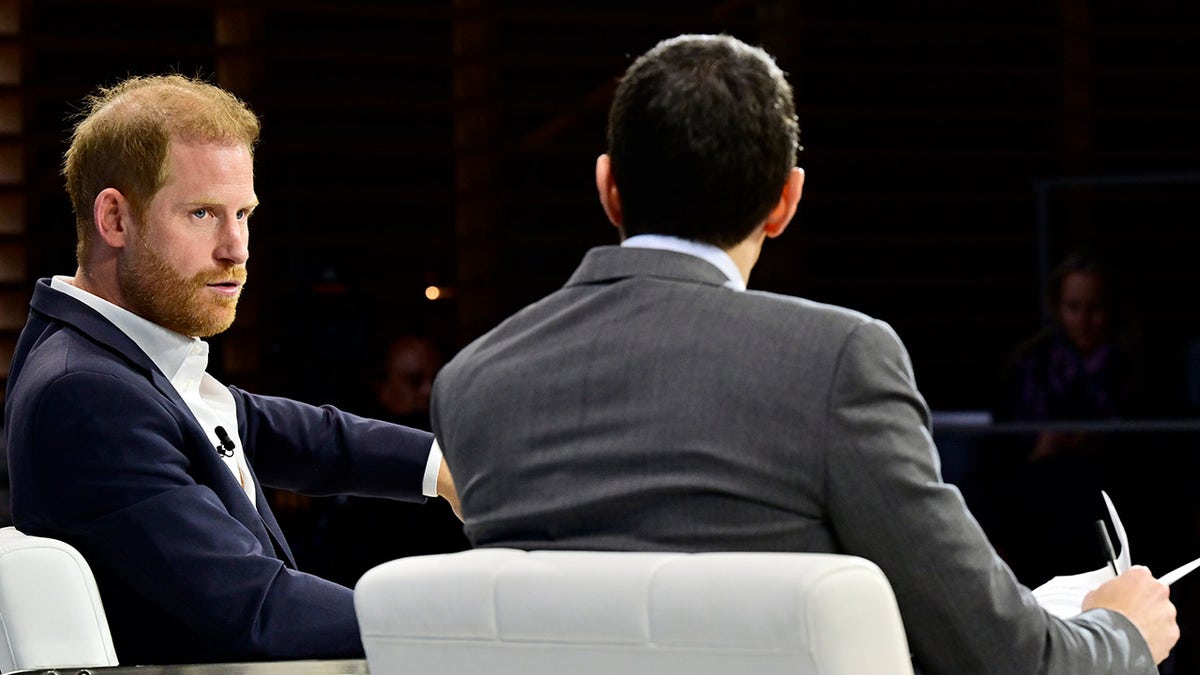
[14,371,381,661]
[822,319,1156,675]
[233,387,433,499]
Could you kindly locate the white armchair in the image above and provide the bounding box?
[355,548,915,675]
[0,526,119,673]
[0,526,366,675]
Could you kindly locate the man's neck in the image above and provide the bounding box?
[723,231,766,286]
[69,265,121,306]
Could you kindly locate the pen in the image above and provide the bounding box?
[1095,519,1118,576]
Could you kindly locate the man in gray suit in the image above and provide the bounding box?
[430,34,1177,674]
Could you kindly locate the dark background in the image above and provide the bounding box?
[5,0,1199,414]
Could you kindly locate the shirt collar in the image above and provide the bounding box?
[620,234,745,290]
[50,275,207,381]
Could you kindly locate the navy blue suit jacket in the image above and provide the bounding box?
[4,279,435,664]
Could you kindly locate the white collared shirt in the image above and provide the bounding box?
[620,234,745,291]
[51,276,257,505]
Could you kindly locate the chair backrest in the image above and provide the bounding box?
[0,526,119,673]
[354,548,914,675]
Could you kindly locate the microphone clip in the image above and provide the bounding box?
[214,426,237,458]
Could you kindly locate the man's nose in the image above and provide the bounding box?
[216,219,249,265]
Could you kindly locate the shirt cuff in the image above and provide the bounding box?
[421,437,443,497]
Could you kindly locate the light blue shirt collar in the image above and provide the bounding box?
[620,234,745,291]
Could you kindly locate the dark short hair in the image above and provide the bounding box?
[607,34,800,248]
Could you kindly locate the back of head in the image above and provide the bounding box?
[607,34,799,248]
[63,74,261,267]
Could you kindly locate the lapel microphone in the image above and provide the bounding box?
[214,426,237,458]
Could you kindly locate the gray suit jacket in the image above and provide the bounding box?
[432,245,1155,675]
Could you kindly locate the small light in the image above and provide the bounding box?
[425,285,441,301]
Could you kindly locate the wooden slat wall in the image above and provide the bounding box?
[0,0,25,406]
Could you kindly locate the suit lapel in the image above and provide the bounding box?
[30,279,293,567]
[233,394,298,568]
[29,278,162,382]
[248,465,297,568]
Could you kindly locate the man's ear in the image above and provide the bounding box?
[762,167,804,239]
[595,154,623,228]
[93,187,134,249]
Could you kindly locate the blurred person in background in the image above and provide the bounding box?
[278,333,468,587]
[985,252,1145,587]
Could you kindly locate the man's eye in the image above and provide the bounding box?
[192,208,209,219]
[236,209,248,220]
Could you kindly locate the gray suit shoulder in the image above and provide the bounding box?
[741,287,891,337]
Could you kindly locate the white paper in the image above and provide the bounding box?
[1031,567,1116,619]
[1032,491,1128,618]
[1160,557,1200,587]
[1032,491,1200,618]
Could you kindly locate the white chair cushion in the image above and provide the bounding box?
[355,548,913,675]
[0,526,119,673]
